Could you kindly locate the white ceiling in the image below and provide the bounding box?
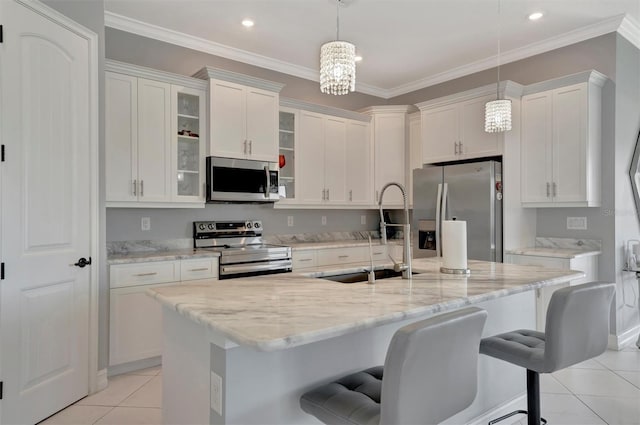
[104,0,640,98]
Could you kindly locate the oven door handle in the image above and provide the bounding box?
[220,259,292,275]
[264,166,270,198]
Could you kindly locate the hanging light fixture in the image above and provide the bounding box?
[320,0,356,95]
[485,0,512,133]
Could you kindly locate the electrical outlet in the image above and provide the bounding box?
[287,216,294,227]
[361,215,366,225]
[141,217,150,231]
[210,371,223,415]
[567,217,587,230]
[321,216,327,226]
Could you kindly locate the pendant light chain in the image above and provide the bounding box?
[336,0,340,40]
[496,0,501,100]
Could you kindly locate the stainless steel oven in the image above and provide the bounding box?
[206,156,279,203]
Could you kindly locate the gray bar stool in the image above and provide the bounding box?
[299,307,488,425]
[480,281,615,425]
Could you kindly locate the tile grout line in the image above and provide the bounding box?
[90,406,117,425]
[610,369,640,391]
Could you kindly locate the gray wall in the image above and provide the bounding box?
[105,28,386,111]
[41,0,109,371]
[106,206,382,241]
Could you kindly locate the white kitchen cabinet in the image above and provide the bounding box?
[361,106,413,207]
[109,256,219,369]
[505,253,599,330]
[324,117,348,203]
[292,250,317,270]
[194,67,284,162]
[521,71,606,207]
[420,94,500,164]
[346,120,373,204]
[106,61,208,207]
[278,108,297,200]
[297,111,326,203]
[408,112,422,206]
[292,244,394,271]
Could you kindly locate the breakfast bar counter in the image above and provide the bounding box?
[148,258,583,424]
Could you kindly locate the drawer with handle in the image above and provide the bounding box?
[180,258,219,281]
[292,251,317,270]
[110,261,180,288]
[317,247,367,266]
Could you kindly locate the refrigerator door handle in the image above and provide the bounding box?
[441,183,449,221]
[435,183,443,257]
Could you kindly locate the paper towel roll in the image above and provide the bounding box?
[442,220,468,270]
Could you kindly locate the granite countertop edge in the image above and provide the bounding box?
[505,247,601,259]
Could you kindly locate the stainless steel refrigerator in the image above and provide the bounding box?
[412,160,502,262]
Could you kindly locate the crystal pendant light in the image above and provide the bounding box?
[320,0,356,95]
[485,0,512,133]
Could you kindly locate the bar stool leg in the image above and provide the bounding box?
[527,370,542,425]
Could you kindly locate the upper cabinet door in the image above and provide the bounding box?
[210,80,246,159]
[422,104,458,164]
[521,91,553,203]
[246,88,279,162]
[106,72,138,202]
[346,121,372,204]
[297,111,325,203]
[459,95,500,157]
[374,113,406,205]
[552,84,587,204]
[324,117,347,203]
[137,78,172,202]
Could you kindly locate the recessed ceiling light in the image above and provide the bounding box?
[242,19,254,28]
[355,56,363,62]
[528,12,544,21]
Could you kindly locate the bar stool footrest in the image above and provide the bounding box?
[487,410,547,425]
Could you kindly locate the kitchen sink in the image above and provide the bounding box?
[319,269,417,284]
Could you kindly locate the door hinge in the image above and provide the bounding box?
[1,145,5,162]
[1,262,4,280]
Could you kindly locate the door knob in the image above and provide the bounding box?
[73,257,92,268]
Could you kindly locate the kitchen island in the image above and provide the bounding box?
[148,257,583,425]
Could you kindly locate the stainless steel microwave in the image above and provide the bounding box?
[206,156,279,203]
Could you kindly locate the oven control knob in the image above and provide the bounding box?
[253,221,261,229]
[246,222,252,229]
[208,223,215,230]
[198,223,206,231]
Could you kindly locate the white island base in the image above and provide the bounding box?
[161,291,536,425]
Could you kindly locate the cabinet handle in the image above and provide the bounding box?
[338,255,349,259]
[140,180,144,197]
[349,190,353,202]
[133,179,137,196]
[322,189,325,200]
[298,258,312,262]
[189,268,209,272]
[553,182,557,197]
[134,272,157,277]
[373,251,383,255]
[249,140,252,154]
[327,188,330,201]
[243,140,247,154]
[546,182,550,197]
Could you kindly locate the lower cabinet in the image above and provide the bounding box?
[505,253,598,330]
[109,257,218,370]
[292,244,402,271]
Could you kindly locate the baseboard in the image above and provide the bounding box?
[96,368,108,393]
[607,326,640,350]
[108,356,162,377]
[457,393,527,425]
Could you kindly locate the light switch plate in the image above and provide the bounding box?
[321,216,327,225]
[361,215,366,225]
[210,371,223,415]
[141,217,150,231]
[287,216,294,227]
[567,217,587,230]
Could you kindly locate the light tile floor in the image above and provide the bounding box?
[41,347,640,425]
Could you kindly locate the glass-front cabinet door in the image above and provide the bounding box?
[172,86,206,203]
[278,108,297,200]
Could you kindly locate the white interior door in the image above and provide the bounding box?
[1,1,93,423]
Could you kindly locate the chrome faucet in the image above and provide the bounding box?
[378,182,412,279]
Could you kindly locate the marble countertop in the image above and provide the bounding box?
[289,239,402,251]
[505,247,601,259]
[147,257,583,352]
[108,249,220,265]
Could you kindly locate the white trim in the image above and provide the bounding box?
[16,0,101,397]
[106,59,207,90]
[105,11,636,99]
[608,325,640,350]
[522,70,608,96]
[95,369,108,393]
[416,81,524,110]
[106,201,205,208]
[193,66,285,93]
[359,105,416,115]
[466,394,527,425]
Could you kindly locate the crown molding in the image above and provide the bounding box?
[358,105,417,115]
[106,11,634,100]
[106,59,208,89]
[280,97,371,122]
[415,81,523,110]
[194,66,285,93]
[522,70,609,96]
[104,11,387,98]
